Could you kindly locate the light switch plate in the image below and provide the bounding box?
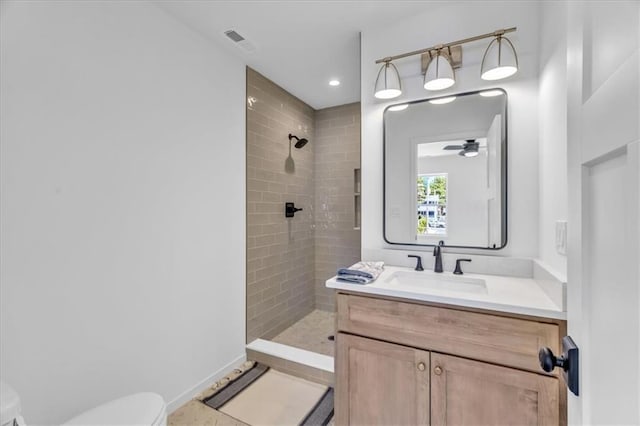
[555,220,567,255]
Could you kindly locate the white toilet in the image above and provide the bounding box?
[1,381,167,426]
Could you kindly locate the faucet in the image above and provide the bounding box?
[453,258,472,275]
[433,240,444,273]
[408,255,424,271]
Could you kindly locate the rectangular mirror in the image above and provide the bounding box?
[384,89,507,249]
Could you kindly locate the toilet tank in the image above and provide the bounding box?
[0,381,23,426]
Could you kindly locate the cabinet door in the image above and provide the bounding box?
[431,353,559,425]
[335,333,430,426]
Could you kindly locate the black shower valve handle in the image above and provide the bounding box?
[285,202,303,218]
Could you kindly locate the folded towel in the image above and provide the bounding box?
[336,261,384,285]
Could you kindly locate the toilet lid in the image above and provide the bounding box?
[62,393,166,426]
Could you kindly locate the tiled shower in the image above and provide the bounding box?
[246,68,360,349]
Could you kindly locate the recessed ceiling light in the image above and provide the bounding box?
[329,80,340,86]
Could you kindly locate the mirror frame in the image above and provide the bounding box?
[382,89,508,250]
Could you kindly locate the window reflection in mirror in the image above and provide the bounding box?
[384,89,507,249]
[417,173,448,237]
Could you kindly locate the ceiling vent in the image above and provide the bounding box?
[224,29,256,53]
[224,30,244,42]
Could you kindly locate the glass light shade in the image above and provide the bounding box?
[463,150,479,157]
[481,36,519,81]
[423,53,455,91]
[374,62,402,99]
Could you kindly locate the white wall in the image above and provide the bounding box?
[538,1,568,278]
[361,1,540,263]
[0,1,245,424]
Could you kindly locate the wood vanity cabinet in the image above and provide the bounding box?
[334,293,566,426]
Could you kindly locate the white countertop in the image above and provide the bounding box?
[326,265,566,320]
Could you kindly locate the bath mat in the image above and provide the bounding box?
[299,387,334,426]
[217,369,329,425]
[204,362,270,409]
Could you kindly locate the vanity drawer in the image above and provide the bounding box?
[337,293,560,375]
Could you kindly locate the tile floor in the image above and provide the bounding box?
[271,309,336,356]
[169,400,248,426]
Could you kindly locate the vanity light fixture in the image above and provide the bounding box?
[373,27,517,99]
[374,60,402,99]
[423,48,455,91]
[480,34,519,81]
[329,79,340,86]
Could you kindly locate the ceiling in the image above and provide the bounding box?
[156,1,435,110]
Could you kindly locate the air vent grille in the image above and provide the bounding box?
[224,30,245,43]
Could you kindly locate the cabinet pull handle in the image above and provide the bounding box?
[417,362,426,371]
[434,366,443,375]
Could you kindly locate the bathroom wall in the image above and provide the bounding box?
[0,2,245,423]
[361,1,541,264]
[246,68,315,343]
[538,1,568,278]
[314,103,361,312]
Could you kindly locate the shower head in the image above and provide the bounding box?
[288,133,309,149]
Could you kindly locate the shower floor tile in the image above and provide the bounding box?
[271,310,335,356]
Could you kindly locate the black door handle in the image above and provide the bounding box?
[538,347,565,372]
[538,335,579,396]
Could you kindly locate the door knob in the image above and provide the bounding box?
[538,335,579,396]
[538,347,564,372]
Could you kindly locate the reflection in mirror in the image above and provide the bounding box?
[384,90,507,249]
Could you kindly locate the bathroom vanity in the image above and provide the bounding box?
[327,267,567,425]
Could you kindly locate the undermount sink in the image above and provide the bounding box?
[384,270,488,295]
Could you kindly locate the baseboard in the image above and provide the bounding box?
[166,353,247,414]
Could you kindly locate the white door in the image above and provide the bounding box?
[566,1,640,424]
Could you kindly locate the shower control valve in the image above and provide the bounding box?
[285,202,303,218]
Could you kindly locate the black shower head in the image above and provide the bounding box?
[288,133,309,149]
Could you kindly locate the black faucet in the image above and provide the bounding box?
[408,255,424,271]
[433,240,444,273]
[453,258,472,275]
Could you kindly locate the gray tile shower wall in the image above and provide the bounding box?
[246,68,315,342]
[314,103,361,312]
[246,68,361,342]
